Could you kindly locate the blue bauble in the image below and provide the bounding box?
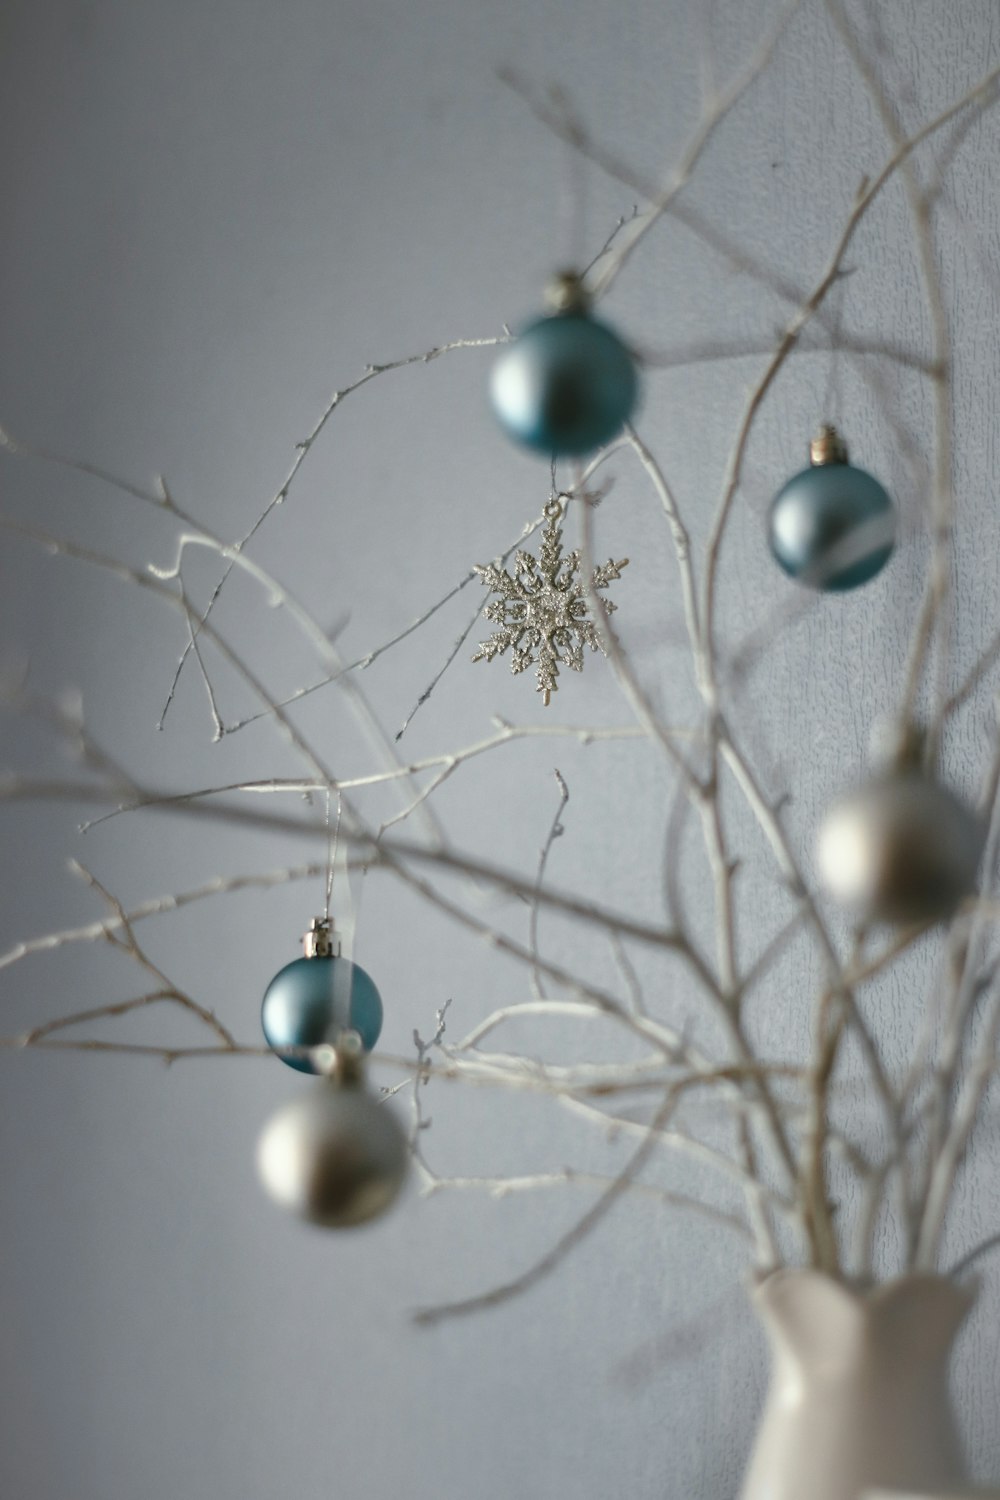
[261,955,383,1073]
[768,460,895,591]
[490,313,638,456]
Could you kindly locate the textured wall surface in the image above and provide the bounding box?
[3,2,1000,1497]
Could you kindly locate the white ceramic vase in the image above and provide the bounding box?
[739,1269,975,1500]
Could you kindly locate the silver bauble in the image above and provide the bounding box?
[816,770,984,924]
[257,1079,409,1228]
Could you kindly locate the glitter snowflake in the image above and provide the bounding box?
[472,507,629,705]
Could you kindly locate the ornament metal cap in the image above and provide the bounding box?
[302,915,340,959]
[893,721,930,773]
[869,717,929,773]
[312,1029,366,1086]
[544,269,592,316]
[809,424,849,467]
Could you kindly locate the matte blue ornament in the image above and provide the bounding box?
[768,425,895,591]
[261,918,383,1074]
[489,272,638,456]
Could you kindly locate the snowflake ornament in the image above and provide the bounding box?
[472,498,629,705]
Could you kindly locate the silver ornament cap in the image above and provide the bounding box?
[257,1044,408,1228]
[302,914,340,958]
[809,423,849,466]
[543,268,592,316]
[816,770,984,924]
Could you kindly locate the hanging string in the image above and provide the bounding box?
[554,91,588,271]
[820,273,846,425]
[323,788,343,921]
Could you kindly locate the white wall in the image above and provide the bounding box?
[3,2,1000,1497]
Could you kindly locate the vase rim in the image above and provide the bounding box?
[750,1266,978,1312]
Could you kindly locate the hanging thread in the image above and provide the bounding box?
[324,788,343,921]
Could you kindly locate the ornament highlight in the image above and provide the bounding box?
[256,1034,408,1229]
[489,271,638,456]
[472,493,628,704]
[261,917,383,1073]
[816,761,983,924]
[768,425,895,591]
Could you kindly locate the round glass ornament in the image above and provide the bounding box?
[261,918,383,1073]
[816,767,984,924]
[768,425,895,591]
[489,272,638,456]
[256,1041,408,1229]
